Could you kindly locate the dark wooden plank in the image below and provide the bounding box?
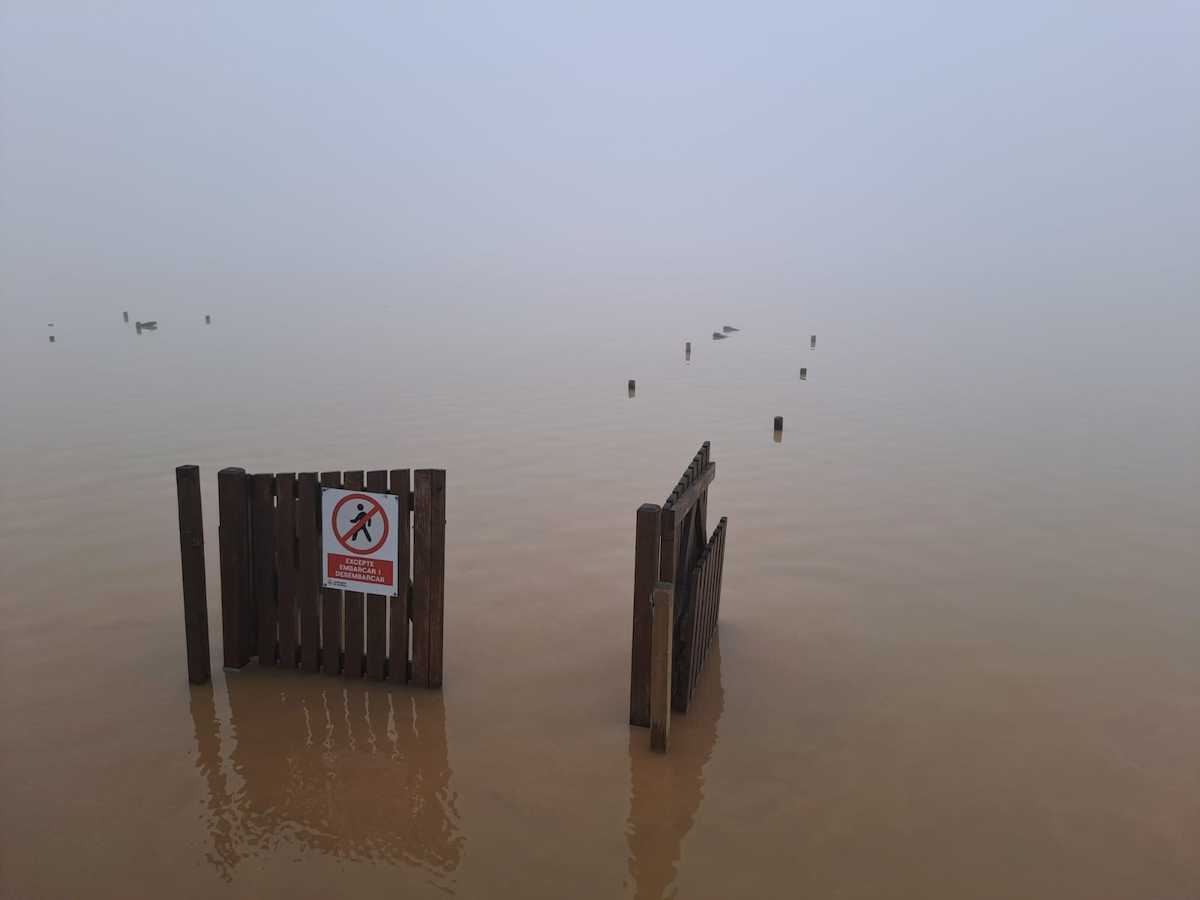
[319,471,343,676]
[649,582,674,753]
[412,470,433,687]
[297,473,321,672]
[666,462,716,520]
[629,503,660,727]
[275,473,298,669]
[427,469,446,689]
[714,517,727,622]
[251,473,277,665]
[364,469,389,680]
[388,469,411,684]
[175,465,210,684]
[342,469,365,678]
[217,467,252,669]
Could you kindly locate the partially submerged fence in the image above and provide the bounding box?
[177,465,445,688]
[629,442,729,752]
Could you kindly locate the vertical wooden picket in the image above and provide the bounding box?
[427,469,446,689]
[412,470,433,687]
[364,469,389,680]
[389,469,411,684]
[630,503,660,727]
[251,473,277,665]
[341,470,366,678]
[217,467,252,669]
[319,471,343,676]
[296,473,321,673]
[175,465,210,684]
[275,473,298,669]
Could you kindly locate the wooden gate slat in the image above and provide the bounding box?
[319,471,343,676]
[275,473,298,668]
[342,469,366,679]
[364,469,389,680]
[428,469,446,689]
[412,470,434,687]
[649,582,674,753]
[175,465,210,684]
[629,503,661,727]
[217,467,252,668]
[251,473,277,666]
[297,473,321,672]
[389,469,411,684]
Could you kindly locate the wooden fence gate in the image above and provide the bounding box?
[629,442,728,751]
[210,466,445,687]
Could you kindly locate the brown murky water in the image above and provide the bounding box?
[2,297,1198,899]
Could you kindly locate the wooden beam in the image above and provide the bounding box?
[649,581,674,753]
[665,462,715,520]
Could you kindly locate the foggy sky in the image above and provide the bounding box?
[2,3,1197,317]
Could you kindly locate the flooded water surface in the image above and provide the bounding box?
[1,295,1199,899]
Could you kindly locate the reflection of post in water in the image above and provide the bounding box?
[625,638,724,900]
[188,684,240,881]
[191,674,462,885]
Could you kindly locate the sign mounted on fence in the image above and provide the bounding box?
[322,488,400,594]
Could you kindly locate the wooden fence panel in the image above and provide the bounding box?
[389,469,411,684]
[364,469,389,680]
[342,470,365,678]
[217,467,253,668]
[319,471,343,676]
[275,473,298,669]
[175,465,210,684]
[251,473,277,665]
[296,473,321,672]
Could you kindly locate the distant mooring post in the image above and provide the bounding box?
[48,335,55,343]
[176,465,211,684]
[205,315,211,324]
[800,367,807,379]
[774,416,784,432]
[685,341,691,360]
[810,334,816,348]
[123,311,129,323]
[628,379,636,397]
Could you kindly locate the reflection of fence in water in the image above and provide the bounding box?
[189,675,462,884]
[626,638,724,900]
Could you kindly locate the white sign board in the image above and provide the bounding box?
[322,487,401,594]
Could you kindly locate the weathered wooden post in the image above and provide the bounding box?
[810,334,816,347]
[217,467,253,669]
[774,415,783,431]
[176,465,211,684]
[649,582,674,752]
[799,367,807,379]
[630,503,661,726]
[205,315,211,324]
[123,311,129,322]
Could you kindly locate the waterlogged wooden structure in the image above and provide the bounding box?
[175,465,446,688]
[629,442,729,752]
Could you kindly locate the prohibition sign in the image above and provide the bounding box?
[331,493,390,555]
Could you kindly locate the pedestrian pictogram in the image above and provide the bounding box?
[322,488,400,594]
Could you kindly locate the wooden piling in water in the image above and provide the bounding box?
[175,465,211,684]
[774,416,783,431]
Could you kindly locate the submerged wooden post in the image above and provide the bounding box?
[630,503,661,727]
[649,582,674,752]
[217,467,252,669]
[175,465,211,684]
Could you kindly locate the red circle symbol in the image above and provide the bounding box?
[331,493,389,555]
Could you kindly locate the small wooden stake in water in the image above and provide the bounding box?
[48,335,55,343]
[123,311,129,322]
[205,315,211,324]
[810,334,816,347]
[628,379,636,397]
[800,367,807,379]
[774,415,784,431]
